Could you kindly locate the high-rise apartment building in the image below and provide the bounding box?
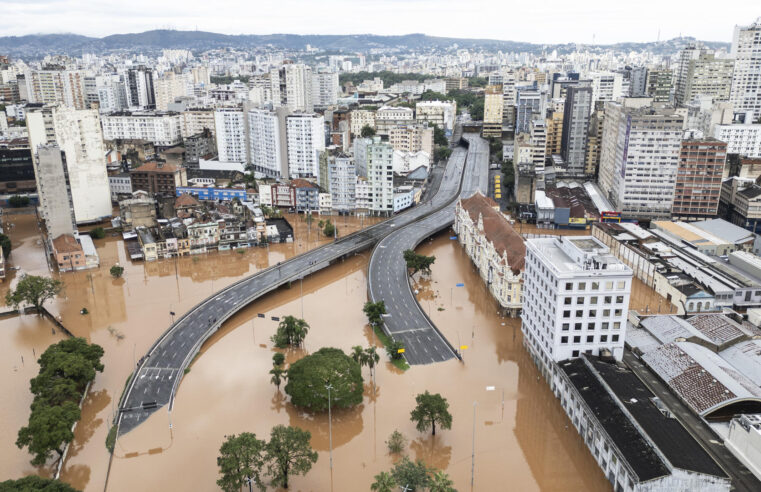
[521,236,632,375]
[561,85,593,176]
[26,106,112,223]
[247,108,287,178]
[415,100,457,133]
[273,64,313,112]
[598,102,684,219]
[388,125,433,156]
[646,69,673,103]
[672,138,726,220]
[366,137,394,215]
[515,86,542,134]
[311,71,339,108]
[713,123,761,158]
[674,44,734,107]
[730,18,761,121]
[33,145,76,239]
[483,84,504,138]
[286,113,325,178]
[588,71,624,106]
[214,108,247,163]
[328,154,356,214]
[101,112,182,147]
[96,74,128,113]
[125,67,156,110]
[545,110,564,156]
[629,67,648,97]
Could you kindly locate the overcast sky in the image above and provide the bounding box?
[2,0,760,44]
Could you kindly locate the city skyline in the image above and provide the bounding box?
[2,0,759,45]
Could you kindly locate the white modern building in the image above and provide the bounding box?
[713,124,761,158]
[393,186,416,212]
[34,145,77,239]
[598,102,684,219]
[101,112,182,147]
[366,137,394,215]
[312,71,339,108]
[214,108,247,163]
[286,113,325,178]
[521,236,632,374]
[730,19,761,121]
[272,64,313,112]
[328,155,356,214]
[247,108,286,178]
[674,43,734,107]
[180,109,216,138]
[27,106,112,224]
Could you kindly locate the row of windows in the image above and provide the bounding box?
[560,334,620,344]
[564,281,626,291]
[562,320,622,331]
[563,295,626,306]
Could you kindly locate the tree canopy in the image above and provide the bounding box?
[371,471,397,492]
[363,300,386,328]
[360,125,376,138]
[5,275,63,313]
[216,432,267,492]
[0,476,80,492]
[432,124,448,146]
[322,219,337,238]
[403,250,436,276]
[265,425,318,489]
[17,337,103,466]
[109,265,124,278]
[338,71,430,87]
[0,233,11,258]
[390,456,431,491]
[270,316,309,348]
[284,347,363,411]
[8,195,30,208]
[410,391,453,436]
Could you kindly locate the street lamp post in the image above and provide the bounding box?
[471,401,477,488]
[300,276,304,318]
[326,383,334,470]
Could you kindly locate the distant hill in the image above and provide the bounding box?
[0,30,731,58]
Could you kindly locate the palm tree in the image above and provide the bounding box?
[269,367,286,390]
[370,471,396,492]
[351,345,366,368]
[365,346,380,378]
[428,470,456,492]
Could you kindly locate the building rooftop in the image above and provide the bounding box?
[460,192,525,274]
[52,234,81,254]
[692,219,755,246]
[132,161,181,173]
[527,236,630,275]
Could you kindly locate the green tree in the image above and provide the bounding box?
[16,401,80,466]
[386,430,406,454]
[467,76,488,88]
[0,233,11,258]
[350,345,366,369]
[33,337,105,392]
[420,90,450,102]
[284,347,363,411]
[269,366,286,390]
[216,432,267,492]
[390,456,430,491]
[385,339,405,361]
[322,219,336,238]
[365,346,380,378]
[363,300,387,328]
[432,124,448,146]
[403,250,436,276]
[270,315,310,348]
[265,425,318,489]
[272,352,286,367]
[370,471,397,492]
[90,227,106,239]
[501,159,515,187]
[5,275,63,313]
[109,265,124,278]
[434,146,452,162]
[8,195,30,207]
[360,125,376,138]
[428,470,457,492]
[410,391,453,436]
[0,476,80,492]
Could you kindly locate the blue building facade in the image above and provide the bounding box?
[175,186,247,202]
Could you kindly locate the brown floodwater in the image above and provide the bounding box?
[103,229,612,492]
[0,212,383,489]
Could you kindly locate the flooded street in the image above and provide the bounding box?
[105,229,611,492]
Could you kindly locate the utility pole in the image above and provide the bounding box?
[471,401,477,489]
[326,383,334,470]
[300,276,304,319]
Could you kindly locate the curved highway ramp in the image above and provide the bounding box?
[117,140,472,436]
[368,134,489,365]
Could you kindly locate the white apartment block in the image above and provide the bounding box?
[286,113,325,178]
[415,100,457,132]
[273,64,313,112]
[27,106,112,224]
[248,108,286,178]
[312,71,339,108]
[350,109,376,137]
[521,236,632,374]
[588,71,624,106]
[366,137,394,215]
[598,103,684,219]
[96,75,128,113]
[375,106,414,135]
[353,137,370,178]
[730,19,761,121]
[328,155,356,213]
[154,71,191,110]
[355,178,371,210]
[214,108,247,163]
[714,124,761,158]
[101,112,182,147]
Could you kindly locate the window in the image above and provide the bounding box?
[564,297,572,305]
[565,282,573,290]
[576,310,583,317]
[561,336,568,344]
[563,310,571,318]
[572,350,580,357]
[600,335,608,342]
[590,296,598,304]
[616,295,624,304]
[614,309,622,317]
[613,322,621,330]
[587,335,594,343]
[575,323,582,331]
[601,322,610,330]
[578,282,586,290]
[604,296,612,304]
[592,282,600,290]
[573,336,581,343]
[562,323,570,331]
[617,281,626,290]
[576,297,585,304]
[589,310,597,318]
[605,281,613,290]
[603,309,611,317]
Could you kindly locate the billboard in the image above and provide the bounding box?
[600,211,622,223]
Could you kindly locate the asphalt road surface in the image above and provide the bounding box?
[367,134,489,365]
[117,136,474,436]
